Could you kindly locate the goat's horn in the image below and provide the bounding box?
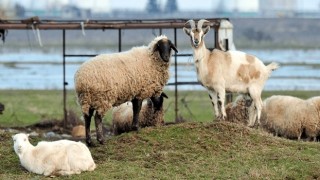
[197,19,210,30]
[185,19,196,29]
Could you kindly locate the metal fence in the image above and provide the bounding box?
[0,17,230,125]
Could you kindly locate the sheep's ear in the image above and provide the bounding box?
[203,26,210,35]
[161,92,168,99]
[169,40,178,53]
[183,27,191,36]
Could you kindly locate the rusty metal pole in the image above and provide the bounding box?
[174,28,178,121]
[62,29,67,128]
[118,29,122,52]
[225,39,233,103]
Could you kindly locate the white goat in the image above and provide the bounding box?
[183,19,279,126]
[12,133,96,177]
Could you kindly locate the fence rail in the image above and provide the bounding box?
[0,17,229,125]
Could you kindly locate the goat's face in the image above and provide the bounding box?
[155,38,178,62]
[12,133,29,156]
[183,19,210,48]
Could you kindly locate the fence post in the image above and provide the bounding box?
[174,28,178,121]
[62,29,67,128]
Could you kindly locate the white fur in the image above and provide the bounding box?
[183,19,279,126]
[12,133,96,176]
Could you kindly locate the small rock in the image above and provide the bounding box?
[71,125,85,138]
[29,131,39,137]
[61,134,72,139]
[44,131,59,138]
[6,128,19,134]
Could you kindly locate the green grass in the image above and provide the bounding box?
[2,122,320,179]
[0,90,319,127]
[0,90,320,179]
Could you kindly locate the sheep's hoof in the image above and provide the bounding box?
[86,140,94,147]
[97,138,105,145]
[131,125,140,132]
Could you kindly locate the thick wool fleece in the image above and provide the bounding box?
[112,99,165,135]
[260,95,319,140]
[225,95,252,125]
[74,35,171,116]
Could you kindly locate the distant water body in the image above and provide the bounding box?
[0,49,319,91]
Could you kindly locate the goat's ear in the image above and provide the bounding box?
[203,26,210,35]
[183,27,191,36]
[169,40,178,53]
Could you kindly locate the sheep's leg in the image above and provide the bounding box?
[84,108,94,146]
[132,98,143,131]
[208,90,220,120]
[94,112,105,144]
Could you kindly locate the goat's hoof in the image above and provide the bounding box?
[216,115,225,121]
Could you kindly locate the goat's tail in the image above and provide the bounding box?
[266,62,279,72]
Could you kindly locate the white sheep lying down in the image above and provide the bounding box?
[260,95,320,141]
[12,133,96,176]
[74,35,177,146]
[112,92,168,135]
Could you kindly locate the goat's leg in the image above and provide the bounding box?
[84,108,94,146]
[94,111,105,144]
[248,87,263,127]
[216,88,226,120]
[248,102,257,127]
[208,90,220,120]
[132,98,143,131]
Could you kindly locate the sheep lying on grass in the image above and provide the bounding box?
[112,92,168,135]
[12,133,96,177]
[183,19,278,127]
[225,94,252,125]
[260,95,320,141]
[74,35,177,146]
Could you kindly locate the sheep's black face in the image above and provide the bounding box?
[156,39,178,62]
[151,92,168,111]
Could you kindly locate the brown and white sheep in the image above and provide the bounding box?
[112,92,168,135]
[183,19,279,127]
[74,35,177,146]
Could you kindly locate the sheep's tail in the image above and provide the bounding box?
[266,62,279,72]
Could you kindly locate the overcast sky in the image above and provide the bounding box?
[7,0,320,12]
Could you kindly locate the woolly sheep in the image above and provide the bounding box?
[12,133,96,176]
[183,19,278,127]
[112,92,168,135]
[307,96,320,119]
[260,95,320,141]
[74,35,178,146]
[225,94,252,125]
